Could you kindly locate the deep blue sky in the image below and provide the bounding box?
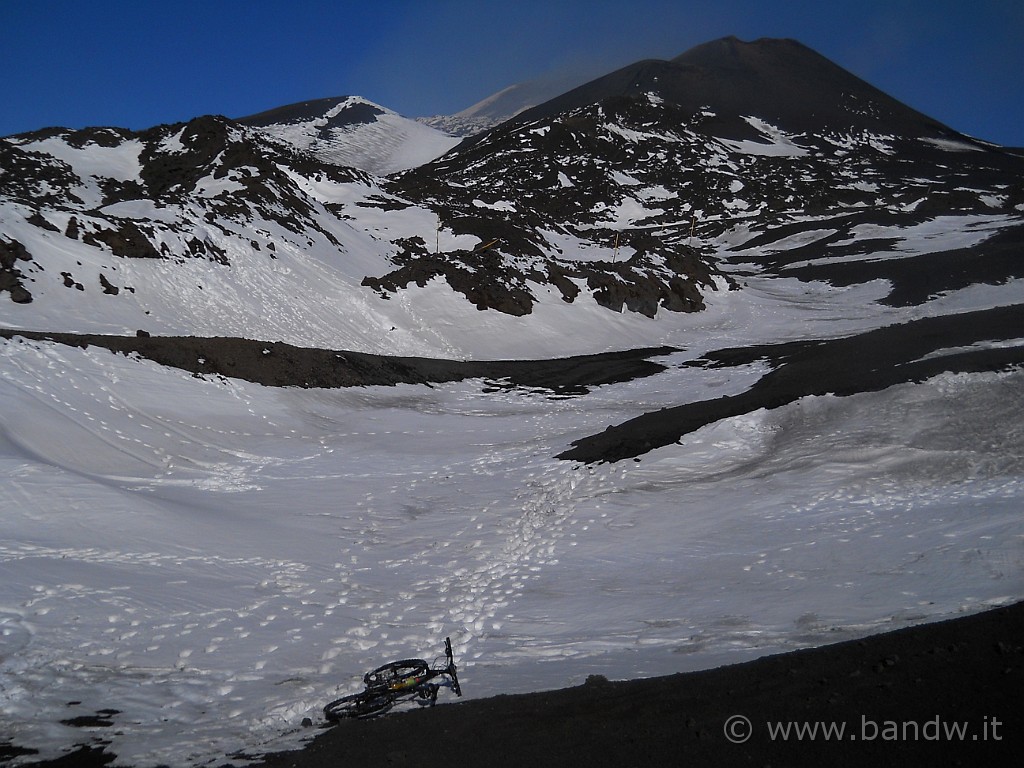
[2,0,1022,145]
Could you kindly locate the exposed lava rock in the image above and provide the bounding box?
[81,220,162,259]
[0,237,33,303]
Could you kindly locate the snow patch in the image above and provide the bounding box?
[20,136,144,182]
[717,116,809,157]
[472,199,517,212]
[920,137,984,152]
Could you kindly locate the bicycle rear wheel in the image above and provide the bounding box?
[323,691,394,721]
[363,658,429,688]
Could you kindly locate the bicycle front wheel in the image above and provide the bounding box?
[323,691,394,721]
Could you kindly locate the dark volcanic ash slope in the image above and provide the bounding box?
[0,328,675,396]
[507,36,956,140]
[257,600,1023,768]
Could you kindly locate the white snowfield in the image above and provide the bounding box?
[1,118,1023,765]
[2,216,1023,765]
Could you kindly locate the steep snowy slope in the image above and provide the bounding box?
[238,96,459,175]
[0,118,424,352]
[418,82,539,136]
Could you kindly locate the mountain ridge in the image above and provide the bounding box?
[418,74,586,137]
[3,36,1023,354]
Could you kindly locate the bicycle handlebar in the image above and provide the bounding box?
[443,636,462,697]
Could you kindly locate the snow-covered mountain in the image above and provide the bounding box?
[418,83,536,137]
[384,36,1023,320]
[238,95,459,175]
[417,73,585,137]
[1,35,1022,767]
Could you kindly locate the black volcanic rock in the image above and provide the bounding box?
[0,237,33,303]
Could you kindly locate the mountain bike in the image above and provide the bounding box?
[323,636,463,721]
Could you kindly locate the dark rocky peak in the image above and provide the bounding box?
[496,37,966,144]
[238,96,386,133]
[135,115,263,201]
[668,36,953,138]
